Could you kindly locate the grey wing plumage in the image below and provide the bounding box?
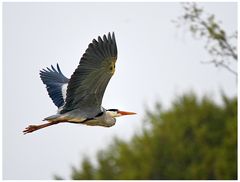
[40,64,69,108]
[60,32,117,116]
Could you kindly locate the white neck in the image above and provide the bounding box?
[106,110,121,118]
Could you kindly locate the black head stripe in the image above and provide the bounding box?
[107,109,118,112]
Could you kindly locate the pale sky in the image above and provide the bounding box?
[3,2,237,180]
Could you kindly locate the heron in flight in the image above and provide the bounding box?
[23,32,136,134]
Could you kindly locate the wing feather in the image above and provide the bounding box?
[60,32,117,116]
[40,64,69,108]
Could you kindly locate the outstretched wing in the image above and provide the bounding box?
[40,64,69,108]
[60,32,117,116]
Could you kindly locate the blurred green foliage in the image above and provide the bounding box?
[55,93,237,180]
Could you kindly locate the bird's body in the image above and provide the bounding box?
[23,32,136,134]
[44,107,116,127]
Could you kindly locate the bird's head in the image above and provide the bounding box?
[106,109,136,118]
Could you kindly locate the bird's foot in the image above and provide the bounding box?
[23,125,41,134]
[23,121,61,135]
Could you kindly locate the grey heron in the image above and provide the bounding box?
[23,32,136,134]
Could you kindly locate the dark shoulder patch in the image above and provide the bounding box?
[95,112,104,117]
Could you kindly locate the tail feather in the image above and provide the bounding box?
[44,114,62,121]
[40,64,69,108]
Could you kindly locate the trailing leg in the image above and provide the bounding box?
[23,121,61,134]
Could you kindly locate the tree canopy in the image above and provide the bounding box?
[55,93,237,180]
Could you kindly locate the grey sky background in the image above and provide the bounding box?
[3,2,237,180]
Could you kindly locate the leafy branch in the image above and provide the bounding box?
[173,2,237,77]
